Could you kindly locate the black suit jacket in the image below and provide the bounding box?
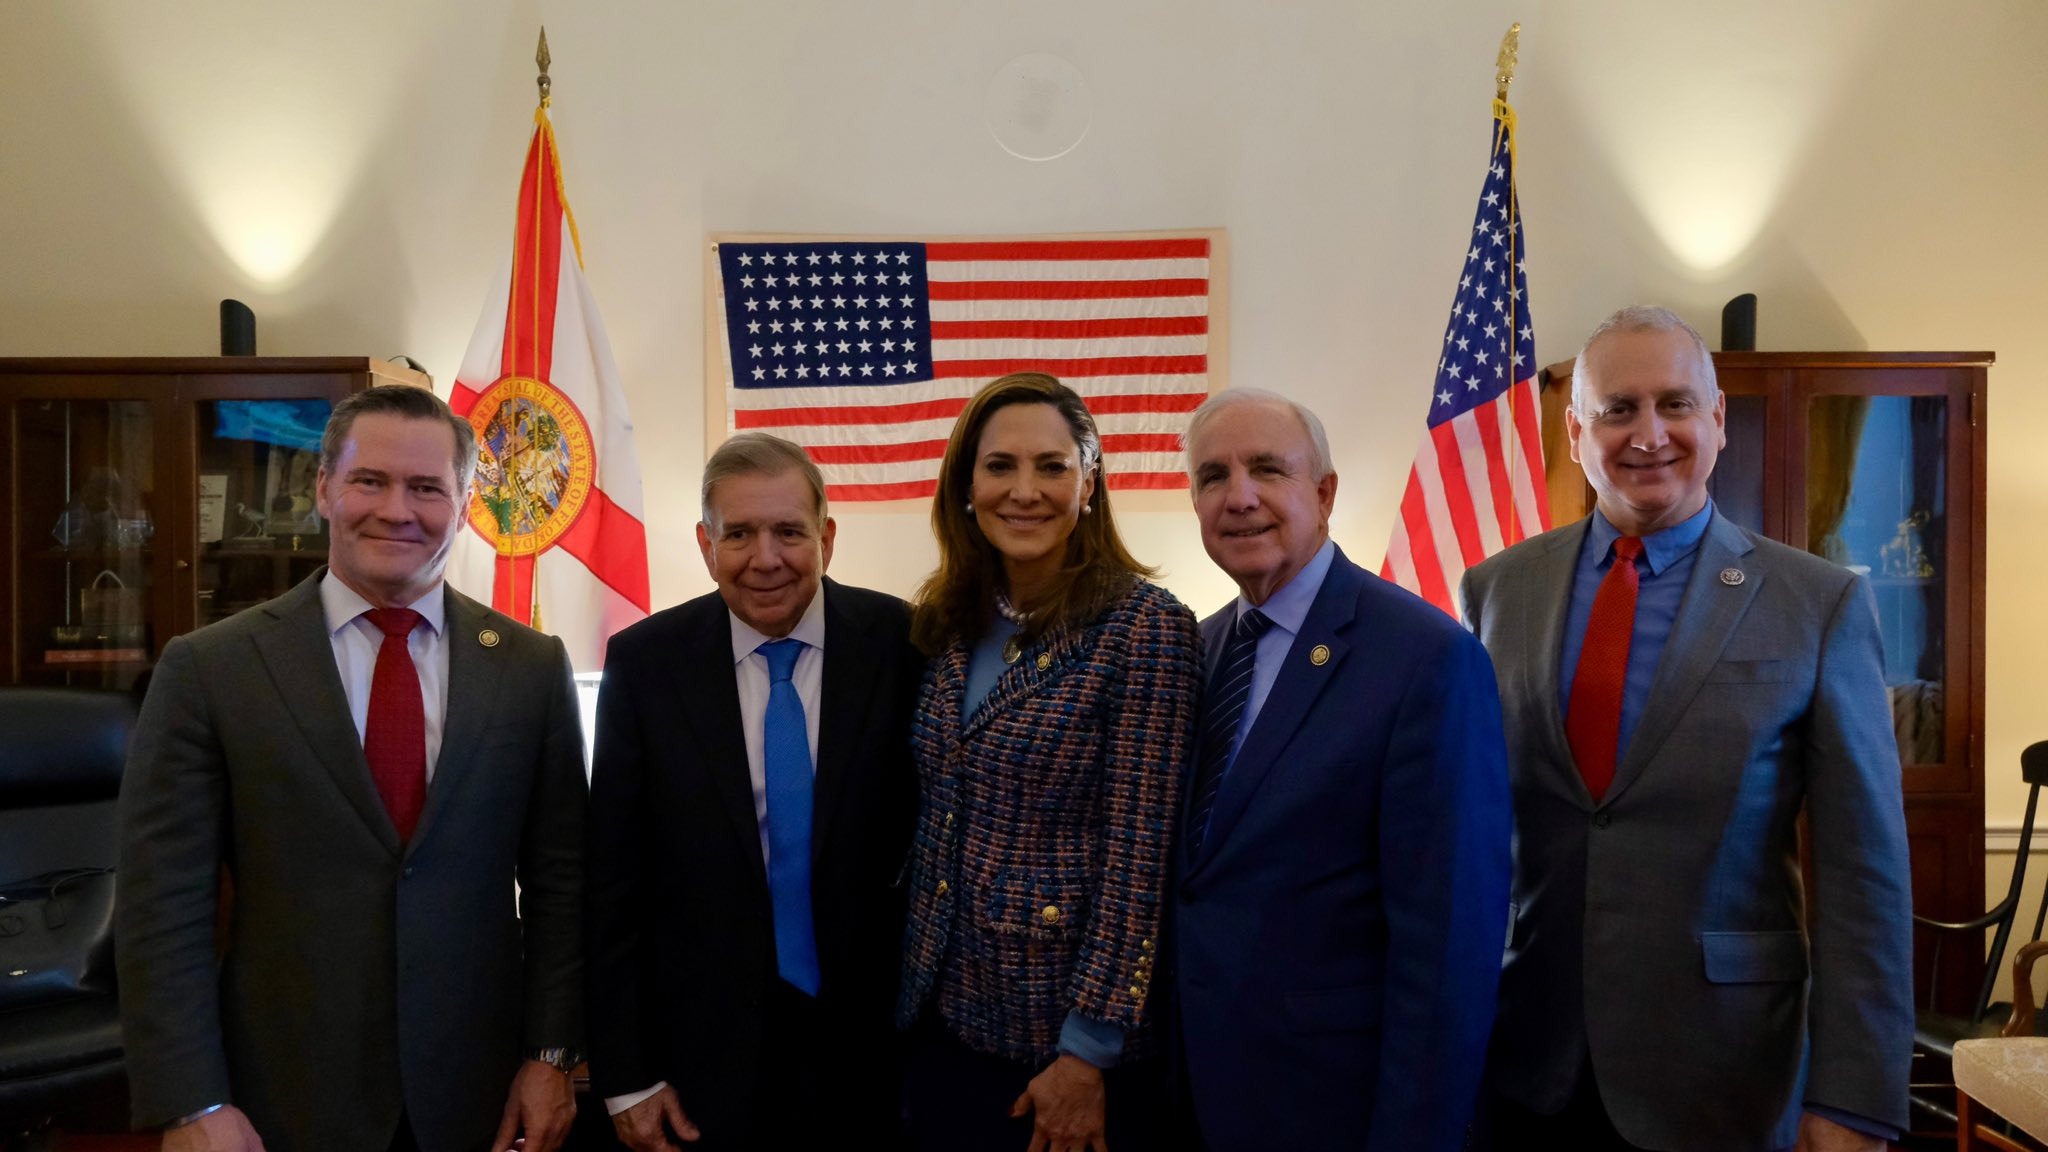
[585,578,920,1141]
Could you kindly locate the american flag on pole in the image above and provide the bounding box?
[711,232,1223,502]
[1381,99,1549,614]
[444,101,651,671]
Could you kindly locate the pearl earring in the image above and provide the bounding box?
[1083,503,1093,514]
[964,501,974,514]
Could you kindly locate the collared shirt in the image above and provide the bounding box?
[728,588,827,868]
[320,573,449,779]
[1227,537,1337,767]
[1556,502,1713,763]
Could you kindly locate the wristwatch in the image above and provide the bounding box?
[525,1046,583,1074]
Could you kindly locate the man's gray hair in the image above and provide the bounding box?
[700,432,828,530]
[1572,305,1719,412]
[1182,388,1335,481]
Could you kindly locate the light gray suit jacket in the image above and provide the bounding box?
[1460,511,1912,1152]
[117,571,585,1152]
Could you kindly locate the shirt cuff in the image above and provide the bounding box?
[605,1082,668,1117]
[1056,1012,1126,1069]
[1804,1103,1899,1143]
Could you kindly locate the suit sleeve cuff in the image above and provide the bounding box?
[1805,1103,1899,1143]
[1056,1013,1126,1069]
[605,1082,668,1117]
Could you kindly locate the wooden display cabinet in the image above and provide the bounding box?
[1539,350,1992,1011]
[0,357,428,689]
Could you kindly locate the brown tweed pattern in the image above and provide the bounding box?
[897,579,1200,1064]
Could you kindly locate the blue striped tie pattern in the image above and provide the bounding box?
[758,638,821,996]
[1187,608,1273,855]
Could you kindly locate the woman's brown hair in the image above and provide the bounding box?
[909,372,1156,655]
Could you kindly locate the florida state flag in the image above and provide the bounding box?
[445,102,650,671]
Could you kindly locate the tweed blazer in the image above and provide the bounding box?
[898,578,1200,1063]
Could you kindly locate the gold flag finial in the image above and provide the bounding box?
[536,27,552,105]
[1495,23,1521,99]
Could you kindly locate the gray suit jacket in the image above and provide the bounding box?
[117,571,586,1152]
[1461,511,1912,1152]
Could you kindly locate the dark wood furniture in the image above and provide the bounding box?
[0,357,427,689]
[1538,350,1992,1015]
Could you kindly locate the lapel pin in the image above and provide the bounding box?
[1309,644,1331,666]
[1036,652,1053,672]
[1719,568,1745,587]
[479,628,501,647]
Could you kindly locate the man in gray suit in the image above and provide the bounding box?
[1462,306,1912,1152]
[117,385,586,1152]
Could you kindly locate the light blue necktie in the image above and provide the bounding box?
[758,638,821,996]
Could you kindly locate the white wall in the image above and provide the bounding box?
[5,0,2045,841]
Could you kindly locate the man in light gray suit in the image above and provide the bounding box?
[1461,306,1912,1152]
[117,385,586,1152]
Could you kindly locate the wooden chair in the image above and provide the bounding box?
[1956,940,2048,1150]
[1913,742,2048,1135]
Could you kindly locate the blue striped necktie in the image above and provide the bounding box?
[758,638,821,996]
[1187,608,1272,855]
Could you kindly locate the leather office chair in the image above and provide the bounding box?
[1911,741,2048,1134]
[0,687,138,1143]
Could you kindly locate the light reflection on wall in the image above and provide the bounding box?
[72,5,424,287]
[1551,1,1883,275]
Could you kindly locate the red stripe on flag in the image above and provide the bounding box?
[502,127,564,383]
[1429,421,1487,567]
[735,397,969,429]
[450,380,483,417]
[1511,376,1551,535]
[1471,398,1515,545]
[1101,432,1186,454]
[1080,392,1209,416]
[928,278,1209,302]
[928,315,1209,340]
[926,238,1210,261]
[1107,471,1189,490]
[827,479,937,502]
[1397,473,1453,610]
[805,439,950,465]
[553,487,652,613]
[932,355,1207,379]
[492,551,530,622]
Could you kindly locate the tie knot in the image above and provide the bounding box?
[759,637,804,683]
[365,608,422,640]
[1612,536,1645,565]
[1235,607,1274,641]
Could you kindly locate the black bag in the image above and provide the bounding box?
[0,867,116,1011]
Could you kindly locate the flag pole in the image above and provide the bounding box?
[1495,23,1530,537]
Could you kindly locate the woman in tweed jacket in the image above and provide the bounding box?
[898,372,1200,1151]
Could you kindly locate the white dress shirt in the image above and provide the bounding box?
[605,587,827,1118]
[319,573,449,779]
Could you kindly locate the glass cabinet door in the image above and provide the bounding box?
[15,397,158,687]
[1804,393,1952,769]
[194,398,335,626]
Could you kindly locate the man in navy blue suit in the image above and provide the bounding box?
[1169,388,1512,1152]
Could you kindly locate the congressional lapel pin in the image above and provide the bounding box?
[1309,644,1331,666]
[479,628,501,647]
[1719,568,1746,587]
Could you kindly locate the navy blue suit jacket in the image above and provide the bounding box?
[1171,547,1512,1152]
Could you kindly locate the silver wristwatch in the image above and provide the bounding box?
[525,1046,582,1074]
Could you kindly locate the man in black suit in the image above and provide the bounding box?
[586,432,921,1150]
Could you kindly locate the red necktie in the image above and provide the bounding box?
[1565,536,1644,802]
[363,608,427,842]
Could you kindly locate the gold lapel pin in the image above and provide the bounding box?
[1310,644,1331,666]
[1036,652,1053,672]
[1719,568,1746,587]
[479,628,501,647]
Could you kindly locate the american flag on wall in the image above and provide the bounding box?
[711,232,1223,502]
[1381,100,1549,614]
